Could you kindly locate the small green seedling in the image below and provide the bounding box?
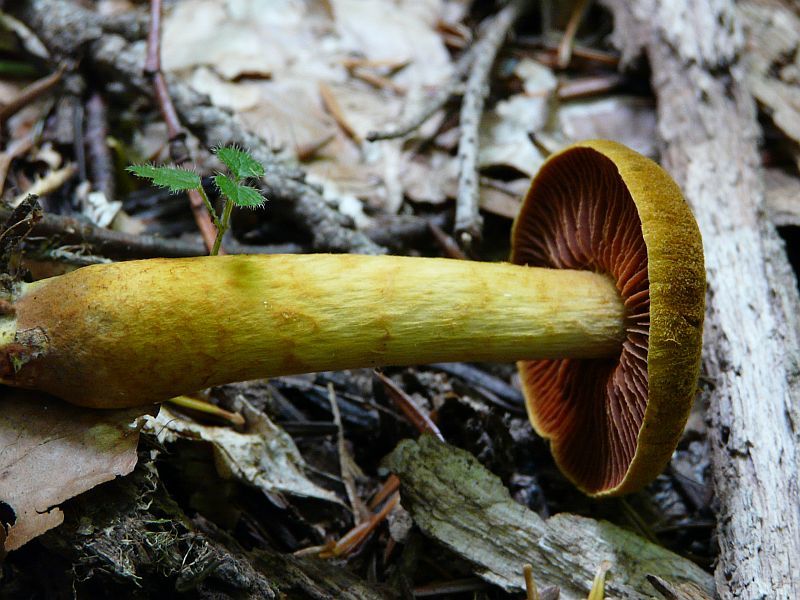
[127,146,267,255]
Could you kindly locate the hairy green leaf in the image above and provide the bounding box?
[215,146,265,180]
[127,164,201,192]
[214,174,267,208]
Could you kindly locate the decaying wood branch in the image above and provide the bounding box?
[454,0,529,247]
[386,435,715,600]
[601,1,800,597]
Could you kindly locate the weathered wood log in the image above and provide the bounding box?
[386,435,715,599]
[600,1,800,597]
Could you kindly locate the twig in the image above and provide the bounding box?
[322,492,400,557]
[144,0,217,253]
[0,62,65,125]
[321,372,445,558]
[340,57,410,71]
[428,362,524,407]
[363,212,448,251]
[646,574,714,600]
[70,87,86,184]
[517,38,620,67]
[144,0,183,159]
[84,92,115,202]
[0,204,294,259]
[327,383,369,522]
[166,395,245,427]
[413,578,490,596]
[366,47,475,142]
[454,0,529,249]
[427,221,467,259]
[36,247,112,267]
[319,83,360,143]
[557,73,624,99]
[556,0,591,69]
[348,68,405,94]
[375,370,444,441]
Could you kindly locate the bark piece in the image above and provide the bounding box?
[385,435,714,599]
[600,1,800,597]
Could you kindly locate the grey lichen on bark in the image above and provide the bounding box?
[385,435,714,600]
[600,0,800,597]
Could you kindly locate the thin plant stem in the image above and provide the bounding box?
[523,564,539,600]
[196,184,220,228]
[211,199,234,256]
[166,395,244,426]
[145,0,218,253]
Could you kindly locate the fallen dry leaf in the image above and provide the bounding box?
[162,0,455,214]
[478,96,548,176]
[162,0,317,80]
[144,397,341,506]
[0,389,151,552]
[401,149,458,205]
[557,96,658,158]
[331,0,452,87]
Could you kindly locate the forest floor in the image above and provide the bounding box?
[0,0,798,598]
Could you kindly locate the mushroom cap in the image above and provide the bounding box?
[511,140,705,496]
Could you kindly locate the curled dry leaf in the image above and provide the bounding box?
[0,389,151,552]
[144,398,340,506]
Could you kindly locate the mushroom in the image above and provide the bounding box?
[0,140,704,495]
[511,140,704,495]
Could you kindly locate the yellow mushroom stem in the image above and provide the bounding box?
[0,254,626,408]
